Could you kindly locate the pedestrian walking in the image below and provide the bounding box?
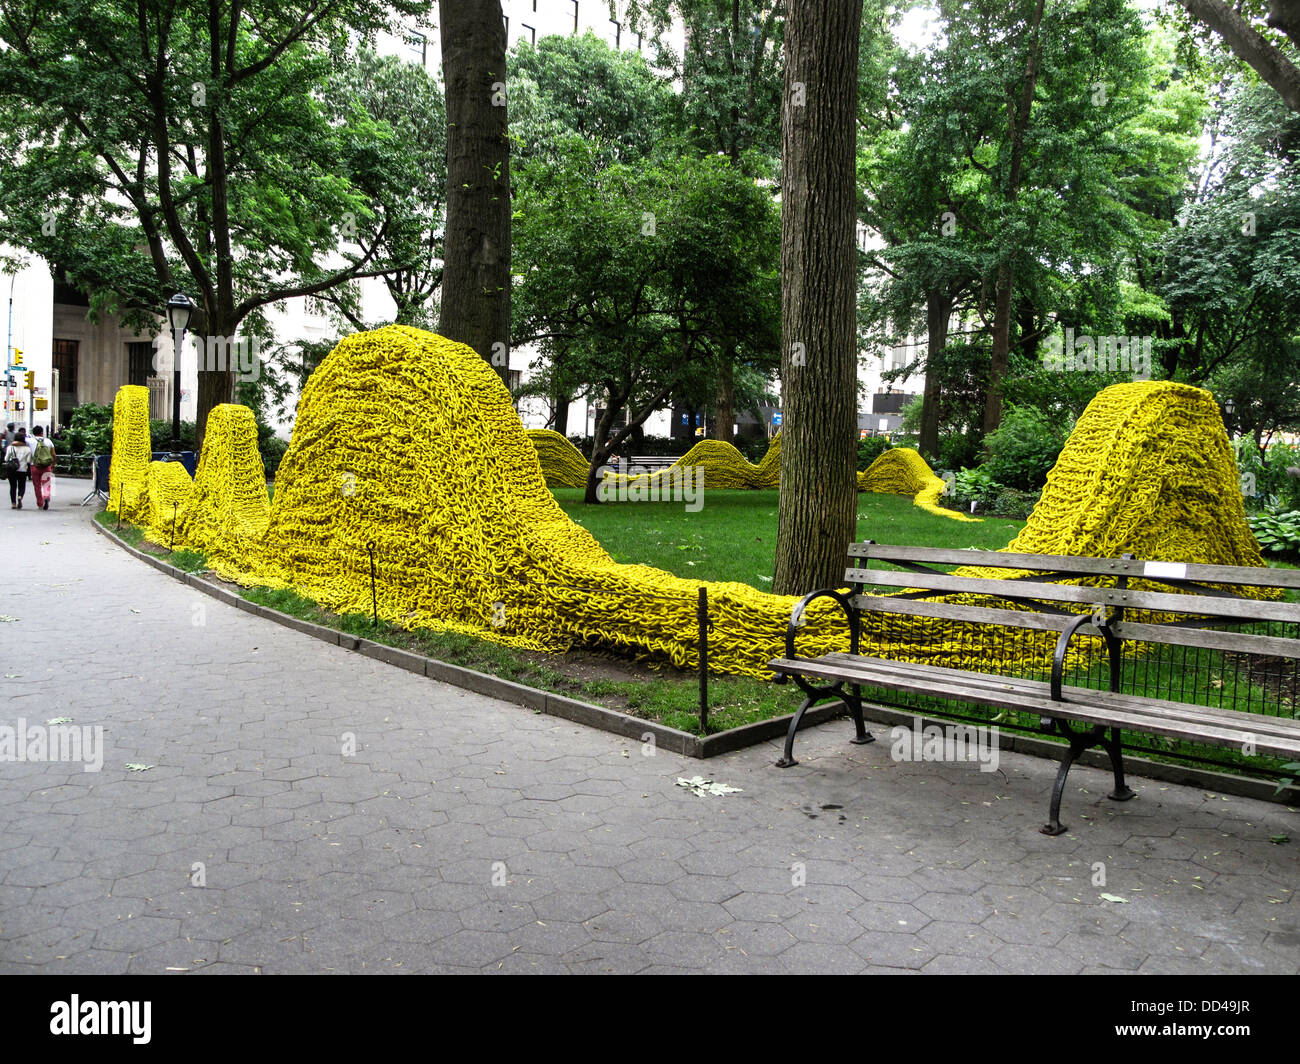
[2,423,14,449]
[4,427,33,509]
[30,425,55,510]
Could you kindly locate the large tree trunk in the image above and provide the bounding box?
[439,0,511,383]
[714,348,735,441]
[552,395,569,436]
[918,287,950,460]
[983,260,1015,436]
[772,0,863,597]
[981,0,1044,437]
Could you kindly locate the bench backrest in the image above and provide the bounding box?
[844,542,1300,660]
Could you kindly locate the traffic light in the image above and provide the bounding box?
[23,371,34,390]
[12,349,22,365]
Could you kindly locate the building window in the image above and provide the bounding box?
[127,341,154,387]
[521,22,536,45]
[405,31,428,68]
[52,338,78,425]
[508,370,523,392]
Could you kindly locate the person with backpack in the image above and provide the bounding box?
[4,427,33,509]
[30,426,55,510]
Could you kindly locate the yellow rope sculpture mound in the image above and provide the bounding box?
[868,380,1277,671]
[179,404,271,568]
[107,385,154,524]
[600,436,782,491]
[526,429,589,488]
[105,328,1270,679]
[858,447,980,522]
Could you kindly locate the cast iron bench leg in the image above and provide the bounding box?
[1103,727,1136,802]
[847,686,874,746]
[775,696,816,768]
[1042,735,1086,836]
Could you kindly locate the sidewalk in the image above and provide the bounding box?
[1,498,1297,974]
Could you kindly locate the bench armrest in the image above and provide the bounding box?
[1050,608,1112,701]
[786,588,857,663]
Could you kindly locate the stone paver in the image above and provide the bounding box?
[0,501,1298,974]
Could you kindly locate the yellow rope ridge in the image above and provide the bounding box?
[526,429,589,488]
[141,461,195,545]
[103,328,1272,680]
[178,404,271,576]
[858,447,981,522]
[600,435,782,491]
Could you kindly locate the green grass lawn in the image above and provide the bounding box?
[553,488,1024,589]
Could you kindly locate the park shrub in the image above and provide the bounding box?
[992,488,1041,520]
[1247,508,1300,556]
[149,418,197,453]
[857,435,891,471]
[981,406,1070,492]
[946,466,1003,511]
[937,431,981,475]
[65,402,114,455]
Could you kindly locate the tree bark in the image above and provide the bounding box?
[772,0,863,597]
[918,287,950,460]
[981,0,1044,437]
[439,0,511,383]
[1177,0,1300,114]
[714,347,735,440]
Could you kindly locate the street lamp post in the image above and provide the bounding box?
[165,292,194,460]
[1224,397,1236,437]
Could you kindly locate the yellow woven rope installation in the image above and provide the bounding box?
[526,429,589,488]
[105,329,1271,679]
[858,447,980,522]
[600,436,782,491]
[142,461,196,545]
[178,404,271,572]
[106,385,153,524]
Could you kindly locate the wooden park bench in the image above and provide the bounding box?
[627,455,680,473]
[769,543,1300,835]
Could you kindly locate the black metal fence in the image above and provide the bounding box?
[853,609,1299,781]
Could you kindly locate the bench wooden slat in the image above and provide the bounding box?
[848,545,1135,575]
[1109,620,1300,661]
[768,655,1300,757]
[850,544,1300,591]
[811,653,1300,745]
[844,568,1300,625]
[851,594,1100,634]
[851,594,1300,658]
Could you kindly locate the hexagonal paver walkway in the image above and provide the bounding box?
[1,502,1297,974]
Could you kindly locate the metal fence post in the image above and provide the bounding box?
[698,586,709,733]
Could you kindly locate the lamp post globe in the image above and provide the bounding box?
[165,292,194,460]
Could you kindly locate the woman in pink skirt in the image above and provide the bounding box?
[29,426,55,510]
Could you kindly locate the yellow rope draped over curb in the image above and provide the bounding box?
[104,328,1272,679]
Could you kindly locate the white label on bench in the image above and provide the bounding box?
[1143,561,1187,580]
